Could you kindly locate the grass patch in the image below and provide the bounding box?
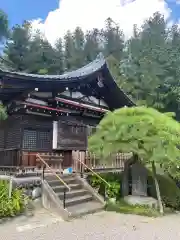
[105,199,161,217]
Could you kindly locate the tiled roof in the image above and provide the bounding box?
[0,53,105,81]
[0,53,135,108]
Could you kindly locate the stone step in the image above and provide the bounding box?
[44,173,104,219]
[68,201,104,218]
[47,179,74,187]
[65,194,93,207]
[46,177,77,185]
[51,183,82,192]
[45,173,76,181]
[57,189,89,199]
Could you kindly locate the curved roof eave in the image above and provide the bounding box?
[0,53,135,108]
[0,53,106,83]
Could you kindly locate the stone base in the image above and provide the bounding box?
[124,195,158,208]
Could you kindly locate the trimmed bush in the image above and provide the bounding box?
[0,180,27,218]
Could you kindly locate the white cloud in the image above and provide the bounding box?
[31,0,171,45]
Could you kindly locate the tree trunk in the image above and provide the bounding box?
[151,161,164,215]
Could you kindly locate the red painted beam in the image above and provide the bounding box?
[24,102,69,113]
[55,97,108,113]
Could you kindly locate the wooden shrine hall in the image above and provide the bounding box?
[0,53,134,174]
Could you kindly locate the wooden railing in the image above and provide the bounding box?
[73,156,111,200]
[36,153,63,170]
[36,153,70,208]
[0,149,132,176]
[0,165,39,176]
[36,153,70,191]
[72,151,132,172]
[75,157,110,187]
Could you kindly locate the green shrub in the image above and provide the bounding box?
[0,180,27,218]
[148,172,180,210]
[88,173,122,199]
[106,182,120,199]
[89,171,180,210]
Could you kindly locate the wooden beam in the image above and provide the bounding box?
[55,97,108,113]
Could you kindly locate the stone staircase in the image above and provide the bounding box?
[42,173,105,220]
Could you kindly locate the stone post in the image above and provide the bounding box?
[131,162,147,196]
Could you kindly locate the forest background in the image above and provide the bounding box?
[1,10,180,118]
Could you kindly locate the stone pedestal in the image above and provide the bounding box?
[124,195,158,208]
[131,162,147,196]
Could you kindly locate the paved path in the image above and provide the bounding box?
[1,211,180,240]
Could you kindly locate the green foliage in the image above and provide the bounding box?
[84,28,102,63]
[53,38,64,74]
[106,182,120,199]
[3,21,31,71]
[120,12,180,117]
[38,68,48,75]
[2,10,180,119]
[103,18,124,61]
[0,180,27,218]
[0,9,9,42]
[89,175,102,188]
[148,172,180,209]
[0,105,7,121]
[106,199,160,217]
[89,106,180,178]
[88,173,121,199]
[90,172,180,211]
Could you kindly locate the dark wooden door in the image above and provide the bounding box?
[61,151,73,169]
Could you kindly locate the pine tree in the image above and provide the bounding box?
[89,106,180,214]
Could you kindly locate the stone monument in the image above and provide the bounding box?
[122,158,158,208]
[131,162,148,196]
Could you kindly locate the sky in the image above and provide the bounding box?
[1,0,180,45]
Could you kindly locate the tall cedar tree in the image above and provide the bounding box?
[103,18,124,61]
[4,21,31,71]
[73,27,85,68]
[0,9,9,42]
[2,11,180,119]
[0,9,9,68]
[64,31,76,70]
[53,38,64,74]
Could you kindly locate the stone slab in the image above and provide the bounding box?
[124,195,158,208]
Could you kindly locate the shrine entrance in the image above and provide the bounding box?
[61,150,73,169]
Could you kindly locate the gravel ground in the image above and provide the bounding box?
[1,211,180,240]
